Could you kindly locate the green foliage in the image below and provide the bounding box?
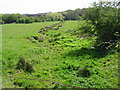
[32,17,40,22]
[2,14,22,23]
[17,18,25,23]
[61,8,85,20]
[17,17,34,23]
[63,11,77,20]
[17,57,34,73]
[83,1,120,50]
[79,20,96,34]
[45,13,64,21]
[2,21,118,88]
[1,8,87,24]
[24,17,33,23]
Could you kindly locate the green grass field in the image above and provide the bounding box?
[2,21,118,88]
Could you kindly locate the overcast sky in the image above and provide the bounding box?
[0,0,115,14]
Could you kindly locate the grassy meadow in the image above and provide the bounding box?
[2,21,118,88]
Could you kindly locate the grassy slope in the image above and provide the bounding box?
[2,21,118,88]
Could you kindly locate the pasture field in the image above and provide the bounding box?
[2,21,118,88]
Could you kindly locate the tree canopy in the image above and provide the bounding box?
[45,13,64,21]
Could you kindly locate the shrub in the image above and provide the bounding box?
[2,14,22,23]
[25,18,33,23]
[17,18,25,23]
[77,67,91,77]
[83,1,119,50]
[17,57,34,73]
[26,62,34,73]
[17,57,26,70]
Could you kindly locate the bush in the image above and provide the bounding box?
[45,13,64,21]
[2,14,22,23]
[17,18,25,23]
[83,1,119,50]
[25,18,33,23]
[17,17,34,24]
[17,57,34,73]
[77,67,91,77]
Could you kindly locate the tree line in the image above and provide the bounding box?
[0,8,86,24]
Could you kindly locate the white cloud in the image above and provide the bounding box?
[0,0,99,14]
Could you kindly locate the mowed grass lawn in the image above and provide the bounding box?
[2,21,118,88]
